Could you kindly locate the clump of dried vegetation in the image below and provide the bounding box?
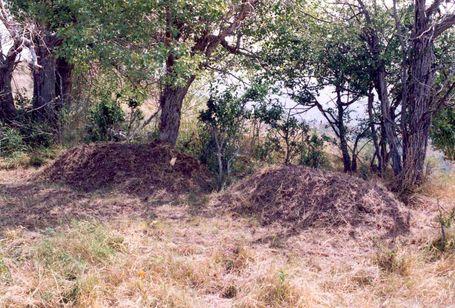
[0,163,454,307]
[41,141,213,196]
[214,165,410,239]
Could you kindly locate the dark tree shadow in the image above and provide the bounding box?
[0,179,158,232]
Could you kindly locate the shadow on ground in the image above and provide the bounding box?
[0,171,207,232]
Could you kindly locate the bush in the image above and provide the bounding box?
[29,154,47,167]
[12,109,56,149]
[1,121,62,169]
[430,206,455,254]
[299,133,329,168]
[199,87,253,190]
[431,106,455,161]
[85,99,125,142]
[0,125,27,157]
[252,101,328,166]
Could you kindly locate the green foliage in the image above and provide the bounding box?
[199,85,262,189]
[10,0,265,87]
[0,122,61,168]
[70,69,149,144]
[251,101,328,166]
[9,95,55,149]
[29,153,47,167]
[431,107,455,161]
[8,0,450,179]
[254,136,282,163]
[21,121,55,149]
[0,125,27,157]
[85,98,125,142]
[1,102,61,169]
[299,133,328,168]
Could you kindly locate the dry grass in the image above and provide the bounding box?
[422,171,455,204]
[213,166,409,239]
[0,167,454,307]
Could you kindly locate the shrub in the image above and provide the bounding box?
[430,206,455,254]
[252,101,328,166]
[29,154,47,167]
[11,106,56,149]
[199,88,252,190]
[431,106,455,161]
[85,99,125,142]
[299,133,329,168]
[0,125,27,157]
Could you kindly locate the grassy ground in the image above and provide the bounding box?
[0,167,454,307]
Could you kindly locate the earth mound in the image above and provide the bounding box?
[41,142,213,196]
[214,166,409,236]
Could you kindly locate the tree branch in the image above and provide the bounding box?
[426,0,444,16]
[434,14,455,38]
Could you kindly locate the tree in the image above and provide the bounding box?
[355,0,404,176]
[253,101,310,165]
[155,0,260,145]
[199,86,258,190]
[344,0,454,190]
[9,0,268,145]
[0,0,38,121]
[256,4,372,172]
[399,0,455,191]
[10,0,81,123]
[311,25,372,172]
[252,100,328,166]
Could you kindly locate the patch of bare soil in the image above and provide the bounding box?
[214,166,410,239]
[40,142,213,196]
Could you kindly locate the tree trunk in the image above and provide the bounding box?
[32,43,57,123]
[367,91,383,175]
[158,76,195,145]
[215,133,225,191]
[335,90,352,173]
[351,152,358,173]
[56,57,73,108]
[400,2,436,191]
[379,122,388,167]
[338,123,352,173]
[401,123,431,189]
[339,133,352,172]
[0,66,16,121]
[374,67,402,176]
[284,131,291,165]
